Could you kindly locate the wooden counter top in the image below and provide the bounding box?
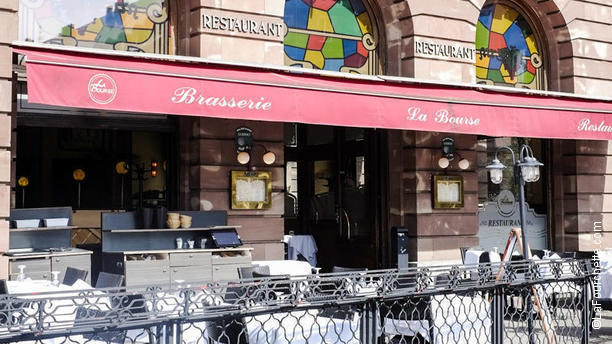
[4,248,93,260]
[104,247,253,255]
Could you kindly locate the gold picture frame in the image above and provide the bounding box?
[231,171,272,209]
[433,175,464,209]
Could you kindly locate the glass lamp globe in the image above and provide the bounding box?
[520,165,532,182]
[489,169,503,184]
[262,151,276,165]
[458,158,470,170]
[521,156,542,183]
[486,158,506,184]
[237,151,250,165]
[532,166,540,182]
[438,157,450,169]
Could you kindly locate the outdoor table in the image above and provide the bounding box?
[464,249,501,266]
[246,308,360,344]
[6,278,92,295]
[598,250,612,300]
[284,234,318,267]
[171,289,361,344]
[382,293,490,344]
[4,279,112,344]
[530,255,577,296]
[252,260,314,276]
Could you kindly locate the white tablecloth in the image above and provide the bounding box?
[284,235,318,267]
[252,260,313,276]
[247,309,359,344]
[178,298,359,344]
[464,250,501,266]
[4,279,111,344]
[6,279,92,295]
[598,250,612,299]
[383,293,490,344]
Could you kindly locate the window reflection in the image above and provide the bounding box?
[285,161,298,219]
[477,137,546,214]
[19,0,170,54]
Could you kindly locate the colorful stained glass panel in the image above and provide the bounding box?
[475,3,543,89]
[284,0,378,74]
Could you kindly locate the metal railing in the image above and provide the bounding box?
[0,258,594,344]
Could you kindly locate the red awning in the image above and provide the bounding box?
[13,43,612,140]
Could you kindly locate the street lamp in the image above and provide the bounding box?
[486,144,543,344]
[485,144,543,259]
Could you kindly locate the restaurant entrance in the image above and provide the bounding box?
[285,125,385,271]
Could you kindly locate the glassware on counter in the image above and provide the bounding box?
[51,271,60,286]
[17,265,26,281]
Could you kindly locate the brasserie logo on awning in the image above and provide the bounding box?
[88,74,117,105]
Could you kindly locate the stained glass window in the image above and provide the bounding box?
[283,0,379,74]
[475,3,544,89]
[19,0,170,54]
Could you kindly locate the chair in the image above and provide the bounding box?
[381,273,435,344]
[74,307,126,343]
[95,272,124,288]
[207,288,250,344]
[0,280,9,325]
[332,266,364,273]
[460,247,471,264]
[556,252,576,259]
[0,280,26,327]
[63,267,89,286]
[505,255,531,315]
[207,317,249,344]
[251,271,292,298]
[237,265,270,280]
[530,249,545,259]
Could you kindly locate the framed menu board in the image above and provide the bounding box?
[433,175,464,209]
[231,171,272,209]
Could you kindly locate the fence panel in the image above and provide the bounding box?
[0,259,593,344]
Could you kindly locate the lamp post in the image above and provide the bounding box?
[486,144,543,344]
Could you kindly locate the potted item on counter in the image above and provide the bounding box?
[153,206,167,229]
[138,207,154,229]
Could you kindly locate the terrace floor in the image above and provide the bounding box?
[591,309,612,344]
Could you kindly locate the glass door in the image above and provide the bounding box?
[290,125,377,271]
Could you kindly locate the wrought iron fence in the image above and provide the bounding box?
[0,258,594,344]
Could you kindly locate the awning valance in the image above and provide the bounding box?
[13,43,612,140]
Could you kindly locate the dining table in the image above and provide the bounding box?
[6,278,92,295]
[171,288,362,344]
[3,279,115,344]
[463,249,501,266]
[246,308,361,344]
[252,260,315,276]
[382,293,490,344]
[597,249,612,300]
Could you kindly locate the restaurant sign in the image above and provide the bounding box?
[414,37,476,63]
[477,190,547,251]
[198,9,286,42]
